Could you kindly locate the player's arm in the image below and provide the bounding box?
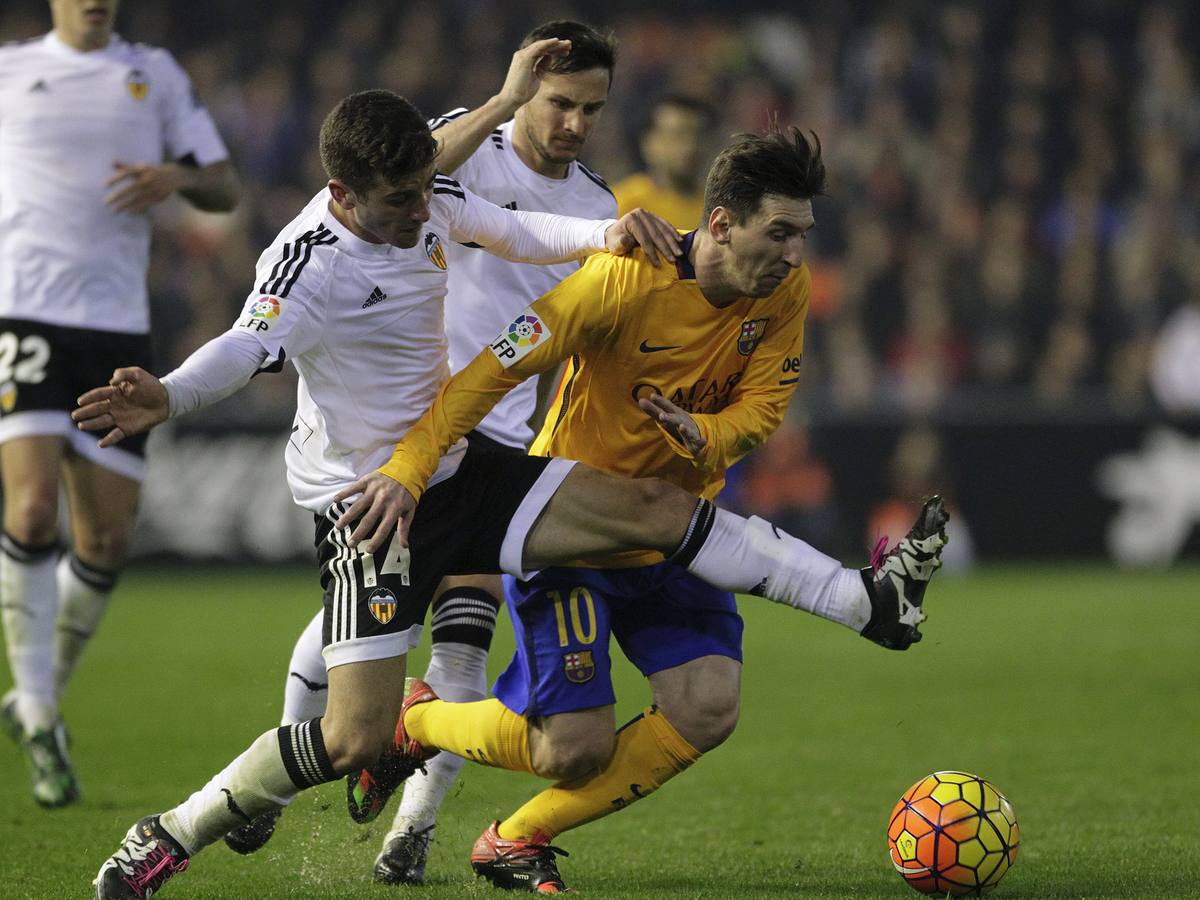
[105,158,239,214]
[333,259,622,550]
[73,258,330,445]
[430,38,570,174]
[645,274,812,473]
[445,181,680,266]
[106,48,241,214]
[71,329,268,446]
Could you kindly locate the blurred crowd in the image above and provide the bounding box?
[4,0,1198,557]
[4,0,1196,421]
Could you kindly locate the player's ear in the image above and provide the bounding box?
[709,207,733,245]
[328,179,355,209]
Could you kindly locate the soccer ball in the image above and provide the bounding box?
[887,771,1020,896]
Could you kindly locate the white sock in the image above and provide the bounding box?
[0,536,59,733]
[390,641,488,836]
[53,554,118,696]
[281,610,328,725]
[161,719,335,855]
[685,509,871,631]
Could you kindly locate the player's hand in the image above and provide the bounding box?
[639,393,706,456]
[496,38,572,112]
[605,209,681,267]
[105,161,187,213]
[332,471,418,554]
[73,366,169,447]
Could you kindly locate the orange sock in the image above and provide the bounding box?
[405,697,536,774]
[498,706,700,841]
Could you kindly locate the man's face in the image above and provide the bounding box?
[50,0,118,49]
[342,163,435,249]
[720,195,815,298]
[643,105,708,187]
[515,68,610,169]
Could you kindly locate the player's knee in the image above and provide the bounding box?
[666,693,739,753]
[4,490,59,546]
[611,477,691,546]
[532,732,615,781]
[73,524,132,569]
[321,716,393,775]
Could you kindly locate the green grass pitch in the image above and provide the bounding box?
[1,563,1197,898]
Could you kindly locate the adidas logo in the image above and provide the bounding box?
[502,201,517,211]
[29,79,48,93]
[362,286,387,308]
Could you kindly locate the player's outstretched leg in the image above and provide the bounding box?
[859,496,950,650]
[223,609,327,855]
[94,816,189,900]
[375,580,499,883]
[347,678,440,824]
[470,821,571,893]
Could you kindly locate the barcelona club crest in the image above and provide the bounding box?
[424,232,447,270]
[126,69,150,101]
[563,650,595,684]
[737,318,769,356]
[367,588,398,625]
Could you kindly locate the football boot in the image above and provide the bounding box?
[94,815,189,899]
[860,495,950,650]
[223,808,282,855]
[347,678,440,824]
[25,721,80,807]
[471,821,573,893]
[374,825,435,885]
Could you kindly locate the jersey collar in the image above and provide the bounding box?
[675,230,698,280]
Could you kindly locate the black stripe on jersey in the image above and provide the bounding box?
[428,107,469,130]
[279,230,338,298]
[260,226,335,296]
[549,355,582,438]
[434,175,465,199]
[490,129,504,149]
[457,241,484,249]
[577,162,615,197]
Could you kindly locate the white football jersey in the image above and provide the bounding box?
[431,112,617,448]
[0,33,228,333]
[236,183,610,512]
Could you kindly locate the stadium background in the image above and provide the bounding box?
[4,0,1199,567]
[2,2,1199,897]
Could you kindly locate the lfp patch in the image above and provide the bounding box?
[737,318,769,356]
[367,588,398,625]
[489,308,551,369]
[249,296,282,319]
[424,233,447,270]
[563,650,595,684]
[126,69,149,101]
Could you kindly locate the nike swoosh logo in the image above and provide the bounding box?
[639,340,681,353]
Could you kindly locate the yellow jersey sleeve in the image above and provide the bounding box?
[378,254,633,498]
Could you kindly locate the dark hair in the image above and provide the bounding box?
[648,94,716,132]
[520,20,617,85]
[703,126,826,223]
[319,90,438,194]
